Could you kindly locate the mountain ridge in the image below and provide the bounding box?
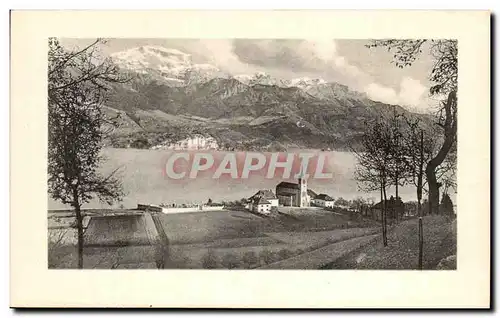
[104,46,428,151]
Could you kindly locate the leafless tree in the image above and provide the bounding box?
[353,120,394,246]
[48,38,129,268]
[367,39,457,215]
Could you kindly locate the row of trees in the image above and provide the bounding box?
[354,40,457,268]
[354,101,456,245]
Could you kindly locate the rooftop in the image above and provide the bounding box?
[315,194,334,201]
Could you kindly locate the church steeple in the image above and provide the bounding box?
[298,165,308,207]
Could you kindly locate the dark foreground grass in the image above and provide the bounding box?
[48,245,159,269]
[324,215,456,270]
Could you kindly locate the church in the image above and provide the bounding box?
[275,175,317,207]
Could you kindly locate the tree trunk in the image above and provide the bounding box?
[417,130,424,209]
[380,183,387,246]
[418,217,423,270]
[73,189,84,269]
[418,129,424,269]
[426,170,439,215]
[425,91,457,215]
[395,178,399,222]
[74,205,84,269]
[382,181,388,247]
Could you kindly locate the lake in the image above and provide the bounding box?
[48,148,438,210]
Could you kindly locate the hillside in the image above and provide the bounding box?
[101,46,430,151]
[323,215,457,270]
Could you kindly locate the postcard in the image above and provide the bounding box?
[10,10,490,308]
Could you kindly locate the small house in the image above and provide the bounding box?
[312,194,335,208]
[253,197,272,214]
[248,189,279,209]
[370,196,404,221]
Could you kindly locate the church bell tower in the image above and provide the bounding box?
[298,167,308,207]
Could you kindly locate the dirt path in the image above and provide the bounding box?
[258,234,379,269]
[323,216,456,270]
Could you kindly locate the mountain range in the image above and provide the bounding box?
[103,45,425,151]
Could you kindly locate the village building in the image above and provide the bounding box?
[253,197,272,214]
[369,196,405,221]
[246,189,279,214]
[152,134,219,150]
[312,194,335,208]
[275,174,317,207]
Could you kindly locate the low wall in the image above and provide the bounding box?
[162,206,225,213]
[137,204,163,213]
[138,204,225,214]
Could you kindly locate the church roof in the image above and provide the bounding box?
[275,181,317,198]
[315,194,334,201]
[276,181,300,189]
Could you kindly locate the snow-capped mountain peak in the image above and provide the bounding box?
[290,77,327,88]
[110,46,220,86]
[110,46,333,90]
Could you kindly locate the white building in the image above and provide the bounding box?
[312,194,335,208]
[152,134,219,150]
[247,189,278,214]
[254,198,272,214]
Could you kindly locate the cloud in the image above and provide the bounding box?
[364,77,428,109]
[365,83,399,105]
[399,76,427,106]
[232,39,335,72]
[197,39,429,110]
[230,39,371,87]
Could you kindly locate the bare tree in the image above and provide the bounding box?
[386,109,413,221]
[367,39,457,215]
[400,112,457,269]
[353,120,394,246]
[48,38,128,269]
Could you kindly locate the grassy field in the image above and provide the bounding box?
[155,209,375,244]
[166,227,380,269]
[84,215,152,246]
[48,212,161,269]
[154,209,380,269]
[48,207,382,269]
[49,245,159,269]
[323,215,457,270]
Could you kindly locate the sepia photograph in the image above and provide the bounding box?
[48,38,457,270]
[10,10,490,308]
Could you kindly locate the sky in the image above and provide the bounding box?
[61,38,441,112]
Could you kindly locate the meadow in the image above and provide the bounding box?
[48,208,381,269]
[156,209,380,269]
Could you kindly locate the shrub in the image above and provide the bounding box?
[259,249,280,265]
[278,249,293,260]
[201,249,218,269]
[295,248,305,256]
[221,253,240,269]
[440,193,455,216]
[242,251,259,269]
[130,137,150,149]
[170,255,191,269]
